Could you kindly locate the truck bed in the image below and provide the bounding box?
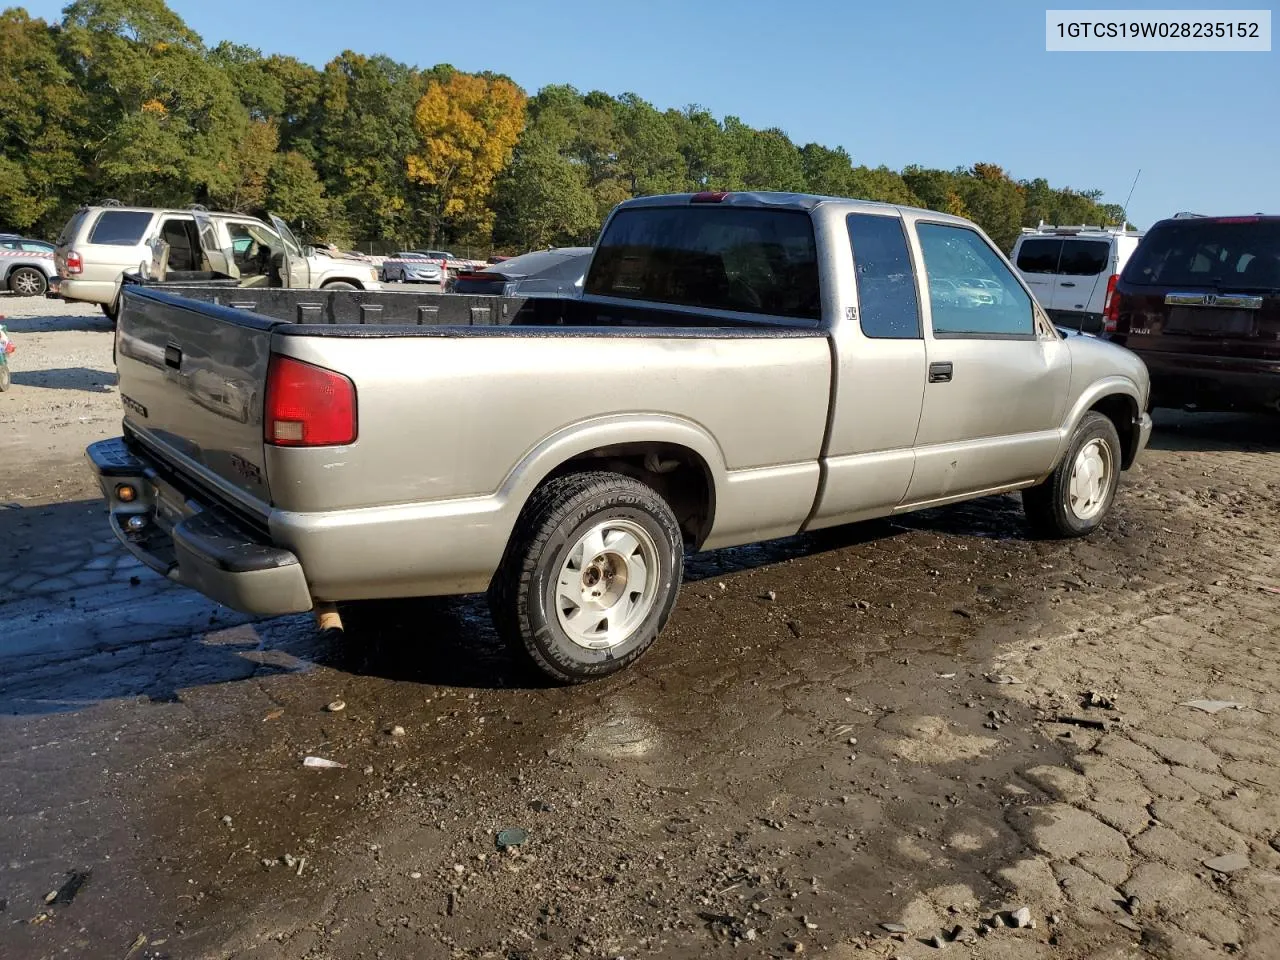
[119,277,825,332]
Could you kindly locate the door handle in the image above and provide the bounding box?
[1060,281,1076,287]
[164,343,182,369]
[928,361,953,383]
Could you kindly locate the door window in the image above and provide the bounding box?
[917,223,1034,337]
[847,213,921,338]
[225,222,281,278]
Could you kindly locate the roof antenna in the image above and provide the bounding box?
[1120,168,1141,231]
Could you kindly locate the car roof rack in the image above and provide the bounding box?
[1020,219,1141,237]
[189,203,209,212]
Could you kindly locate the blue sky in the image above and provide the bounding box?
[25,0,1278,228]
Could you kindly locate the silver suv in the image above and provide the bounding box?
[54,204,380,318]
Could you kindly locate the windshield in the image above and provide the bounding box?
[1123,219,1280,289]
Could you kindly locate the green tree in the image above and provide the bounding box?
[267,151,332,240]
[800,143,855,197]
[315,51,424,244]
[848,166,920,205]
[0,9,86,233]
[493,135,597,249]
[58,0,249,206]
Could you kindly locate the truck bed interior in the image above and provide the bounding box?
[120,279,825,337]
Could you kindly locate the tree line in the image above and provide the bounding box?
[1,0,1127,254]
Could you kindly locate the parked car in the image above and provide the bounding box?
[87,190,1151,684]
[381,252,444,284]
[54,204,380,319]
[450,246,593,297]
[1011,223,1144,334]
[1103,213,1280,414]
[0,234,57,297]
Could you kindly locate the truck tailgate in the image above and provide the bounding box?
[115,289,275,507]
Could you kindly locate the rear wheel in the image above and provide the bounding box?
[1023,411,1122,538]
[489,472,684,684]
[8,267,47,297]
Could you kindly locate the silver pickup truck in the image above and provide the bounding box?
[86,192,1152,683]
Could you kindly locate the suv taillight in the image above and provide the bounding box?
[264,355,357,447]
[1102,274,1121,332]
[65,250,83,275]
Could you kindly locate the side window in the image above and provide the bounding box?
[1015,238,1063,274]
[21,241,53,253]
[847,213,920,338]
[916,223,1034,337]
[1057,239,1110,276]
[87,211,153,246]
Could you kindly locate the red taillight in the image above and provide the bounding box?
[691,191,729,203]
[1102,274,1121,332]
[264,355,357,447]
[65,250,83,275]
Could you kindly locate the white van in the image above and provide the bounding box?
[1011,222,1143,334]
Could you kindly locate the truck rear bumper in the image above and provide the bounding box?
[86,437,314,616]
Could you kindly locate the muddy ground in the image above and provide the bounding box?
[1,296,1278,960]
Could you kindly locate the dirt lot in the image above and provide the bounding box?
[1,295,1278,960]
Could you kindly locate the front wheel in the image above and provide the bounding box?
[322,281,358,291]
[1022,411,1122,538]
[489,472,684,684]
[8,267,47,297]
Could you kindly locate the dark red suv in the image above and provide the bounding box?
[1103,214,1280,414]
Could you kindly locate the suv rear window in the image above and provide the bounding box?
[1124,219,1280,289]
[585,206,821,321]
[88,211,153,246]
[56,209,89,246]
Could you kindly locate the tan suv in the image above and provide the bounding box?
[54,204,380,318]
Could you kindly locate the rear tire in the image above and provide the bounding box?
[1023,411,1122,539]
[489,471,684,684]
[8,267,47,297]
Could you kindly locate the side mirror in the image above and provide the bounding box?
[303,245,316,258]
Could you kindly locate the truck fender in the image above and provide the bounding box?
[1051,375,1143,469]
[493,413,727,522]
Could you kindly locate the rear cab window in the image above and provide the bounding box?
[917,223,1034,337]
[88,211,154,246]
[1123,218,1280,289]
[584,205,821,322]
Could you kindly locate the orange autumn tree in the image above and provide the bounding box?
[407,72,526,245]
